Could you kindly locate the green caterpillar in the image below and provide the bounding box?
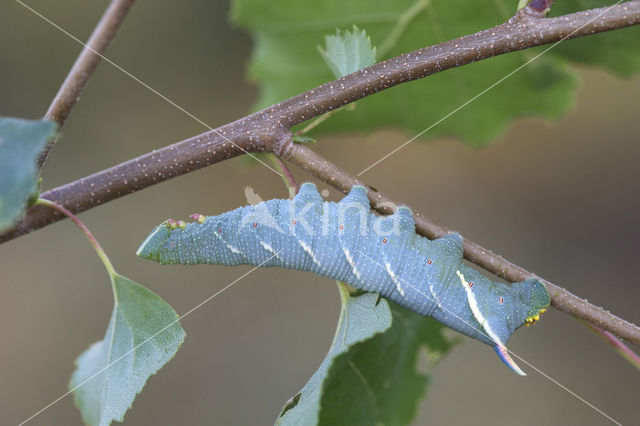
[137,183,550,374]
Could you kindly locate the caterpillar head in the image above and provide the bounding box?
[484,278,549,340]
[457,269,549,340]
[511,278,550,328]
[455,269,549,375]
[487,278,549,375]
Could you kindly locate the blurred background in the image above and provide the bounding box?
[1,1,639,425]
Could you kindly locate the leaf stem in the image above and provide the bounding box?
[330,281,352,349]
[35,198,116,276]
[377,0,431,59]
[268,154,299,198]
[297,111,337,136]
[580,320,640,372]
[296,104,355,136]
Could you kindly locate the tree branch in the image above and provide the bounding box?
[3,126,271,242]
[38,0,137,168]
[282,143,640,346]
[6,1,637,241]
[2,2,640,343]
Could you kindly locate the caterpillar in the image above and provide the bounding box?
[137,182,549,375]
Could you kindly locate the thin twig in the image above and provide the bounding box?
[1,2,640,344]
[36,0,137,168]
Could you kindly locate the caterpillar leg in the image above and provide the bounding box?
[494,344,526,376]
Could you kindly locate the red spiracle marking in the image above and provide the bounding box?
[382,238,388,244]
[339,224,344,230]
[292,219,297,225]
[170,241,175,248]
[499,296,504,304]
[469,281,474,288]
[253,222,257,228]
[218,229,222,234]
[427,259,433,265]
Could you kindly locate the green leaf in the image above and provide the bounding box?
[318,302,456,425]
[70,273,185,426]
[0,117,56,231]
[276,284,456,425]
[231,0,638,145]
[319,26,376,78]
[276,286,391,426]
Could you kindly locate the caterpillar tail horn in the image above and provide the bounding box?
[494,344,526,376]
